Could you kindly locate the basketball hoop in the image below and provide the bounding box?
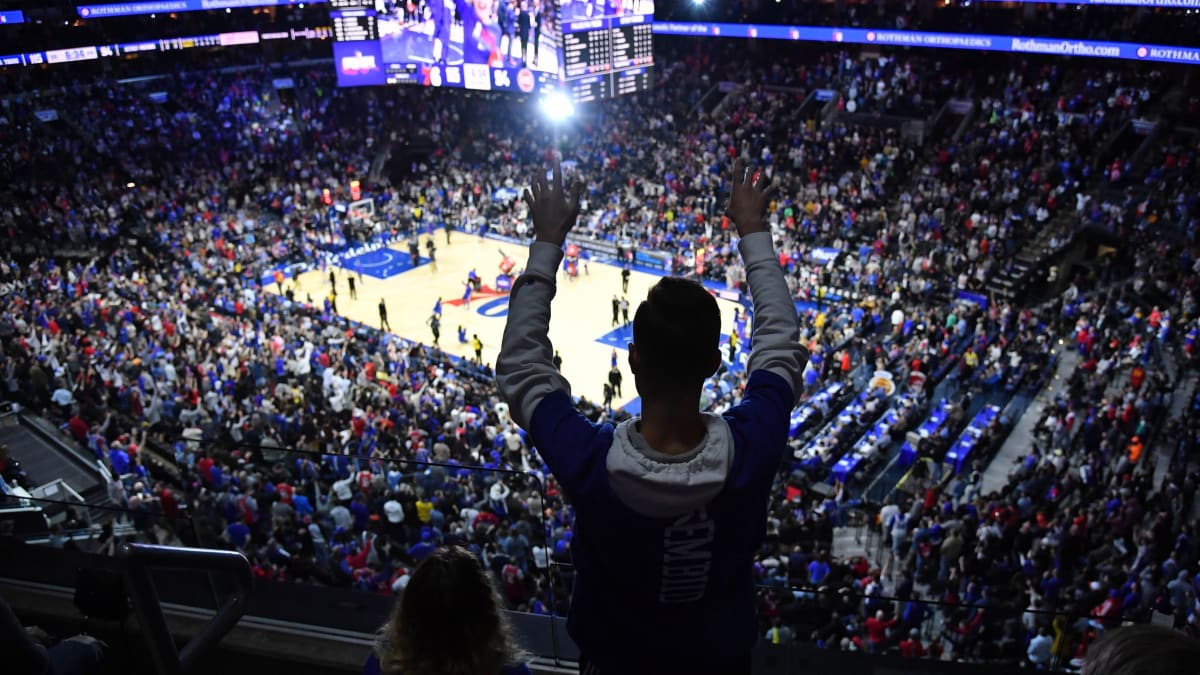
[348,198,375,223]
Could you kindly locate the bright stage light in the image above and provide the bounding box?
[540,91,575,123]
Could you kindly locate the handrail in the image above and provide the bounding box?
[118,543,252,675]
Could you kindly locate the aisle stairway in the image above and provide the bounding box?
[979,348,1079,494]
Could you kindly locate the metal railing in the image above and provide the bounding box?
[118,543,252,675]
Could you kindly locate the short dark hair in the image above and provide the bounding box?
[1083,624,1200,675]
[632,277,721,392]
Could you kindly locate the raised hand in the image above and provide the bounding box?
[725,157,774,237]
[524,155,583,247]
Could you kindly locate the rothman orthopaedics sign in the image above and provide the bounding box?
[652,22,1200,66]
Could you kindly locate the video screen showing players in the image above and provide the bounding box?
[374,0,559,72]
[332,0,654,98]
[559,0,652,21]
[332,0,561,91]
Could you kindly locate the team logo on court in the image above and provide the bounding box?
[446,285,510,317]
[445,286,506,308]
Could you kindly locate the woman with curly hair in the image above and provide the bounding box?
[365,546,531,675]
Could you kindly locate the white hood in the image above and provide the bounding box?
[606,413,734,519]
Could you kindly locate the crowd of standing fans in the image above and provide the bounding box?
[1,40,1199,669]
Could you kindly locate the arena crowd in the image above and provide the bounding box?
[1,40,1199,668]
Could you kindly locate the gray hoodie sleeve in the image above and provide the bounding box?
[738,231,807,405]
[496,242,571,430]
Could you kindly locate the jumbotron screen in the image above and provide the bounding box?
[330,0,653,98]
[560,0,654,101]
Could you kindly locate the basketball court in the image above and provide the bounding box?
[277,232,745,412]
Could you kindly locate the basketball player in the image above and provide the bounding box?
[517,0,532,66]
[606,365,621,397]
[429,0,451,65]
[498,0,518,65]
[408,237,420,267]
[379,298,391,331]
[532,0,546,66]
[457,0,503,66]
[427,313,441,345]
[462,280,474,308]
[497,156,806,675]
[426,237,437,269]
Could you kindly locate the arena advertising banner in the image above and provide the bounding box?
[957,290,989,309]
[492,187,521,202]
[0,25,332,69]
[333,40,388,86]
[652,22,1200,67]
[634,249,670,272]
[563,235,670,271]
[0,10,24,24]
[76,0,320,18]
[977,0,1200,6]
[811,247,840,264]
[566,235,618,260]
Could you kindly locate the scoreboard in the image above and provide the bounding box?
[330,7,377,42]
[561,11,654,101]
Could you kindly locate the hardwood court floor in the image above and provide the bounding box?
[281,232,742,411]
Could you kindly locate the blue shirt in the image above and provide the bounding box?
[108,448,130,474]
[807,560,830,585]
[226,522,250,549]
[528,369,793,675]
[407,541,435,561]
[350,501,370,531]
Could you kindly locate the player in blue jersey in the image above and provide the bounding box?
[497,155,807,675]
[497,0,518,66]
[456,0,504,66]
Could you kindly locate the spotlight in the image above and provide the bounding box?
[539,91,575,124]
